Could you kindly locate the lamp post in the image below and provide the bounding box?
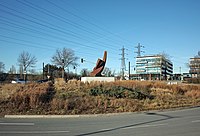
[24,70,27,83]
[43,62,44,79]
[146,61,148,80]
[62,59,64,79]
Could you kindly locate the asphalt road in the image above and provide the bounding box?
[0,107,200,136]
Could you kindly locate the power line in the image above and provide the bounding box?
[0,7,119,53]
[0,16,117,53]
[0,1,129,53]
[0,39,53,50]
[0,25,70,47]
[0,29,118,60]
[0,19,97,51]
[19,0,107,39]
[47,0,133,47]
[0,1,127,71]
[0,25,118,63]
[15,0,119,51]
[0,34,109,59]
[0,7,83,40]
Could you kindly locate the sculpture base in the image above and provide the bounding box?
[81,77,115,83]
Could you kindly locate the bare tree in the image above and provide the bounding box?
[80,68,90,77]
[51,48,78,69]
[194,51,200,58]
[9,65,16,74]
[0,62,5,73]
[159,52,171,61]
[17,51,37,79]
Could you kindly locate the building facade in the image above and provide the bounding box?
[135,55,173,80]
[189,57,200,78]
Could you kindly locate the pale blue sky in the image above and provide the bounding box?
[0,0,200,74]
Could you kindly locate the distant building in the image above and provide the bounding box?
[189,57,200,78]
[135,55,173,80]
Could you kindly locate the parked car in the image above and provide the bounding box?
[37,79,49,83]
[11,78,27,84]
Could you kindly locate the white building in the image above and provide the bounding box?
[189,57,200,78]
[135,55,173,80]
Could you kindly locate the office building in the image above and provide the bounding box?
[189,57,200,78]
[135,55,173,80]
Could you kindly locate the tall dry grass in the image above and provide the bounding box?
[0,80,200,116]
[0,82,55,115]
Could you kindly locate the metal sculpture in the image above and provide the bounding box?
[90,51,107,77]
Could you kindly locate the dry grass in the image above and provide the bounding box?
[0,80,200,116]
[0,84,21,100]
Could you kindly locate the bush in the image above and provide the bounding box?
[89,85,154,100]
[186,78,200,84]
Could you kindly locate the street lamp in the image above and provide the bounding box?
[146,61,148,80]
[62,59,64,79]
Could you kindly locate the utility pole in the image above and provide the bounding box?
[135,43,144,57]
[47,64,50,75]
[179,66,182,80]
[120,46,127,79]
[62,59,64,79]
[128,61,131,80]
[43,62,44,79]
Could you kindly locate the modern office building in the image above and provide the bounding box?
[189,57,200,78]
[135,55,173,80]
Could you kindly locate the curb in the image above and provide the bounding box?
[4,112,133,118]
[4,106,200,118]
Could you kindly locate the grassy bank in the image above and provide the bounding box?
[0,80,200,116]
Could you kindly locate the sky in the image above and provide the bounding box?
[0,0,200,74]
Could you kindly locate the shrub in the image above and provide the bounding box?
[88,85,154,100]
[186,78,200,84]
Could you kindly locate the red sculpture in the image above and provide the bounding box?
[90,51,107,77]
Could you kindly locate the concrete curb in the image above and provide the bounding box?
[4,106,200,118]
[4,112,133,118]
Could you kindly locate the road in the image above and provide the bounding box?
[0,107,200,136]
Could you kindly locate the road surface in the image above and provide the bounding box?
[0,107,200,136]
